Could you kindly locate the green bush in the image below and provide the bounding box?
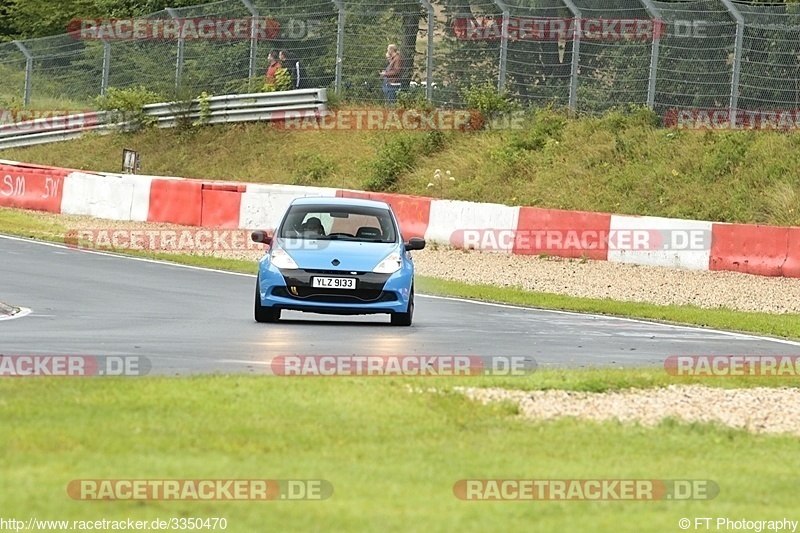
[509,110,567,152]
[192,91,212,127]
[324,88,341,110]
[95,86,161,131]
[419,129,446,155]
[597,105,660,131]
[263,68,292,93]
[396,89,433,111]
[95,86,160,112]
[364,130,449,192]
[459,82,519,128]
[220,77,264,95]
[364,135,419,191]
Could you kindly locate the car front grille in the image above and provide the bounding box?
[272,286,397,304]
[303,269,369,276]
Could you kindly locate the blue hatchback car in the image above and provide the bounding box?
[252,197,426,326]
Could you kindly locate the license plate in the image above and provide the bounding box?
[312,277,356,289]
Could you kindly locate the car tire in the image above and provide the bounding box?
[391,286,414,326]
[254,278,281,323]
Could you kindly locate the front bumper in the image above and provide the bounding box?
[257,264,413,315]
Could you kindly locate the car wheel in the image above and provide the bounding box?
[254,278,281,323]
[391,286,414,326]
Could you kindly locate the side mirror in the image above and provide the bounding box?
[404,237,426,251]
[251,230,273,246]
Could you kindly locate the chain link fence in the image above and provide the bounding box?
[736,1,800,110]
[651,0,737,115]
[1,0,799,120]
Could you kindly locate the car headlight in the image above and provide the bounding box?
[373,252,402,274]
[270,248,299,270]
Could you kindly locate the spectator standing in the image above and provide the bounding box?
[279,50,307,90]
[380,44,402,104]
[265,50,282,85]
[381,50,391,102]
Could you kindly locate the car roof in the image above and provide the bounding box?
[290,196,392,209]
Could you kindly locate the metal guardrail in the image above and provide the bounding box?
[0,89,328,151]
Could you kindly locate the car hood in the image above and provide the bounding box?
[277,239,399,271]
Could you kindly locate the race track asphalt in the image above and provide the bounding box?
[2,234,798,375]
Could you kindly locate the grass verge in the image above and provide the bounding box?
[3,376,800,532]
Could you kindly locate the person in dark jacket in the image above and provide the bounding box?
[279,50,307,89]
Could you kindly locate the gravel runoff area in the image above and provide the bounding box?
[454,385,800,436]
[13,209,800,315]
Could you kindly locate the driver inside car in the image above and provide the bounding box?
[303,216,326,236]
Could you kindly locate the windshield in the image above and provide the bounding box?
[279,204,398,243]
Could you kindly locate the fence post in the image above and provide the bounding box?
[491,0,509,92]
[560,0,581,112]
[636,0,662,109]
[240,0,259,88]
[101,39,111,95]
[331,0,345,94]
[419,0,435,101]
[166,8,184,91]
[720,0,743,127]
[12,41,33,107]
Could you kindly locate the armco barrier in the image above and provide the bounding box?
[0,91,328,151]
[514,207,610,260]
[709,223,790,277]
[337,190,431,240]
[200,183,245,228]
[148,179,203,226]
[607,215,712,270]
[0,164,66,213]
